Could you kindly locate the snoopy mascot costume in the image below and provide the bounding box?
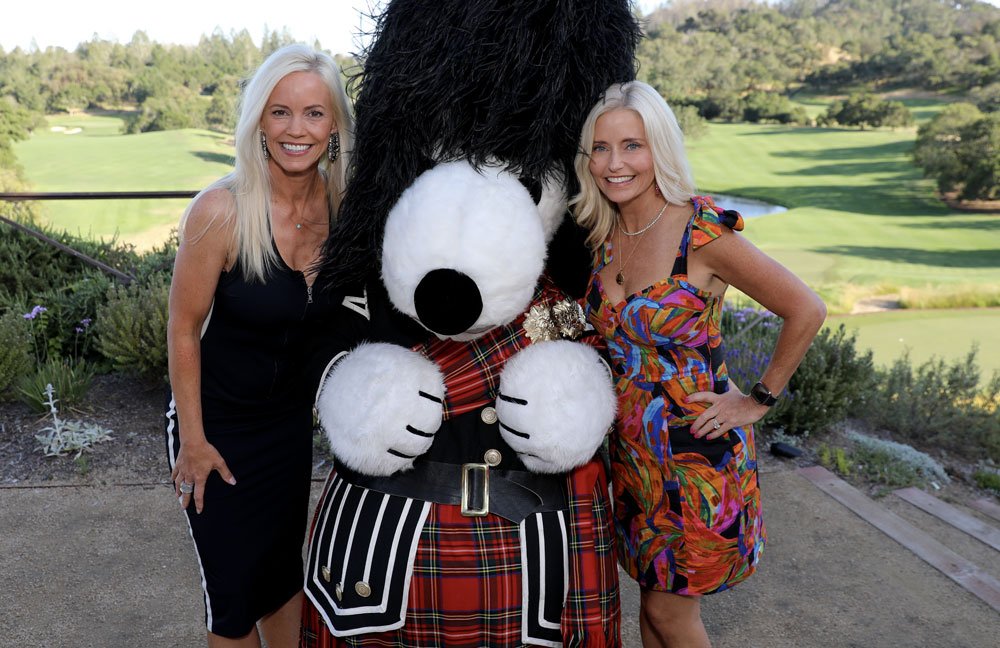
[302,1,640,645]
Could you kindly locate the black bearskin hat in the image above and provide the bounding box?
[320,0,641,287]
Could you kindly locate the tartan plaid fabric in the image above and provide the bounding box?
[301,459,620,647]
[416,275,602,420]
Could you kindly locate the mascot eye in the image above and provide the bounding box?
[517,174,543,204]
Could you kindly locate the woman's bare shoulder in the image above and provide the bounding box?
[182,187,237,243]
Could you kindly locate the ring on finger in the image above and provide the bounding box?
[712,419,721,431]
[179,481,194,494]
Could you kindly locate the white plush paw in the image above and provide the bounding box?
[495,340,616,473]
[316,342,445,476]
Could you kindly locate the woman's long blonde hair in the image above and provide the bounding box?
[180,43,354,282]
[571,80,695,251]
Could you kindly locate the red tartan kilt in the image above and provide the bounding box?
[302,461,621,647]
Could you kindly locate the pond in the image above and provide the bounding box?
[709,194,787,218]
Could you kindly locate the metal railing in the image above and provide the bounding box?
[0,191,198,201]
[0,191,199,285]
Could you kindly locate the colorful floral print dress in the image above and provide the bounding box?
[585,196,765,595]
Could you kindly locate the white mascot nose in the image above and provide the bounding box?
[381,160,547,339]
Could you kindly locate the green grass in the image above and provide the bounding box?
[825,308,1000,380]
[688,122,999,300]
[12,111,234,248]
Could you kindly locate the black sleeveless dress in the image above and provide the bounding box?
[165,249,350,638]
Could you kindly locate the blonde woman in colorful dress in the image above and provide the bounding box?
[573,81,826,648]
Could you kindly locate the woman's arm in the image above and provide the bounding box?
[167,188,238,513]
[687,228,827,439]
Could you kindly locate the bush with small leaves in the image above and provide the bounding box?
[973,469,1000,494]
[0,310,32,399]
[863,348,1000,463]
[95,272,170,381]
[18,356,95,413]
[723,307,875,436]
[847,430,950,487]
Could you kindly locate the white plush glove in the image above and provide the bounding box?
[315,342,445,476]
[495,340,616,473]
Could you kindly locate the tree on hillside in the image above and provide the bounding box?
[820,93,913,128]
[124,86,207,133]
[971,82,1000,113]
[0,96,34,168]
[957,113,1000,199]
[914,103,1000,200]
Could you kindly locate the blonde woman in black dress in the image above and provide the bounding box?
[166,44,352,647]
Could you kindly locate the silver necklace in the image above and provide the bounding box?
[617,201,668,237]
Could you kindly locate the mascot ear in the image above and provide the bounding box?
[544,217,593,300]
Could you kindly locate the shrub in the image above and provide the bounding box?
[0,310,32,399]
[847,430,950,487]
[95,272,170,381]
[818,444,852,476]
[775,324,877,435]
[18,357,95,413]
[0,216,138,308]
[973,469,1000,493]
[674,104,708,140]
[823,93,914,129]
[863,348,1000,463]
[11,272,113,365]
[723,307,875,435]
[741,91,810,125]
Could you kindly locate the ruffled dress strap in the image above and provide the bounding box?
[689,195,744,251]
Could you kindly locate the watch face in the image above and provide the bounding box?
[752,382,775,406]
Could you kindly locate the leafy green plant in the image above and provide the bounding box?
[95,272,170,381]
[18,357,94,413]
[34,384,113,459]
[723,308,875,435]
[863,348,1000,463]
[847,430,949,488]
[972,469,1000,494]
[11,272,112,365]
[0,217,136,308]
[0,309,32,399]
[818,444,852,476]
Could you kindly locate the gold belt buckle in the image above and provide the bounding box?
[460,462,489,516]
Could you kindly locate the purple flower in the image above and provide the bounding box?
[23,305,47,320]
[75,327,84,334]
[80,318,92,328]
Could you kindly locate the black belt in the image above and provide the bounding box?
[335,459,568,523]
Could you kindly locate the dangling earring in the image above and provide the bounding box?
[260,130,269,160]
[328,132,340,163]
[654,183,662,197]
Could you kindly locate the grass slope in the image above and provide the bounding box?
[827,308,1000,380]
[688,123,999,307]
[12,112,234,247]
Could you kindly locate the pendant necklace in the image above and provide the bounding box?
[615,202,667,286]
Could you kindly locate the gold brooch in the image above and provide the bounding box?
[523,299,585,343]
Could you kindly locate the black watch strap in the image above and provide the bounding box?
[750,381,778,407]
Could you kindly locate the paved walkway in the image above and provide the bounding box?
[1,460,998,647]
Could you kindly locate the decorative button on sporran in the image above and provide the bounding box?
[355,581,372,598]
[484,449,502,466]
[321,566,331,583]
[481,407,498,424]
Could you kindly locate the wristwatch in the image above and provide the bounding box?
[749,381,778,407]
